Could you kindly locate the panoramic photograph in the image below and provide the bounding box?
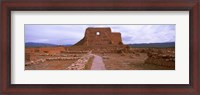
[25,25,175,70]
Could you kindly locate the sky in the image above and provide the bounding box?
[25,25,175,45]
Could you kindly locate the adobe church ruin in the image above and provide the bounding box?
[71,27,129,53]
[74,27,123,46]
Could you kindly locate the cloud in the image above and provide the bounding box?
[25,24,175,45]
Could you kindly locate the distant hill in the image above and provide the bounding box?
[25,42,57,47]
[26,42,175,48]
[128,42,175,48]
[25,42,74,47]
[62,44,73,46]
[25,42,73,47]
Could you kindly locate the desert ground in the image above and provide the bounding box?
[25,46,175,70]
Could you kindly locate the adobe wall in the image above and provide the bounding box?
[111,33,123,45]
[25,54,38,62]
[74,27,123,46]
[25,47,65,55]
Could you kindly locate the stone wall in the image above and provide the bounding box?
[66,51,93,70]
[144,48,175,67]
[25,53,38,62]
[26,47,65,55]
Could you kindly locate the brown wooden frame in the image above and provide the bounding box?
[0,0,199,95]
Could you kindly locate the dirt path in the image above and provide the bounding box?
[91,54,106,70]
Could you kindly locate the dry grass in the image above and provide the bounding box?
[102,53,148,70]
[25,60,76,70]
[101,48,175,70]
[84,56,94,70]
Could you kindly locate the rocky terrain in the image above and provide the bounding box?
[25,27,175,70]
[25,46,175,70]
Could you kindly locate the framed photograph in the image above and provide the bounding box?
[1,0,199,95]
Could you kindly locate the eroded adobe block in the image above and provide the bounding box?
[74,27,123,46]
